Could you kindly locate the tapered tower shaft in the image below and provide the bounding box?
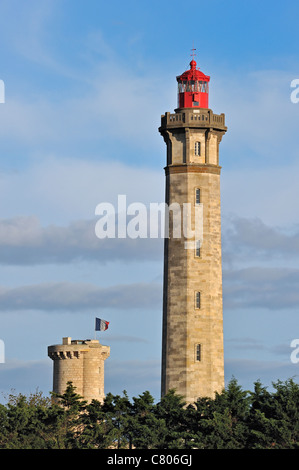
[159,59,227,404]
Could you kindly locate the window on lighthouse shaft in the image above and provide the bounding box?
[195,141,201,156]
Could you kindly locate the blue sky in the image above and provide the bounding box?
[0,0,299,403]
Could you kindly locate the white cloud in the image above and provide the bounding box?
[0,280,162,312]
[0,60,169,155]
[221,160,299,226]
[223,266,299,310]
[0,0,78,77]
[222,214,299,268]
[212,68,299,164]
[0,215,163,265]
[0,157,164,224]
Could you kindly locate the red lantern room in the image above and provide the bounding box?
[176,58,210,109]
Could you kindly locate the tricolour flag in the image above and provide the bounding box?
[95,317,109,331]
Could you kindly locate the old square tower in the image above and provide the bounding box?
[159,55,227,404]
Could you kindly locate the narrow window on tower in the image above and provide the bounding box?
[195,291,201,309]
[195,188,201,205]
[195,141,201,156]
[195,240,201,258]
[196,344,202,362]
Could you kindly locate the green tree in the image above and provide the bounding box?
[193,378,250,449]
[51,381,87,448]
[78,397,116,449]
[98,391,133,449]
[129,390,164,449]
[154,389,188,449]
[0,403,9,447]
[0,377,298,449]
[0,390,53,448]
[247,379,299,448]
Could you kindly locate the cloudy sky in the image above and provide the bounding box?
[0,0,299,402]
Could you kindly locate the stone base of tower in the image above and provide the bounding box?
[48,337,110,403]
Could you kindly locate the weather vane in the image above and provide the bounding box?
[191,44,197,61]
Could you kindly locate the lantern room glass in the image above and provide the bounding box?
[178,80,209,94]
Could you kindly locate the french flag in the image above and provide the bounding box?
[95,317,109,331]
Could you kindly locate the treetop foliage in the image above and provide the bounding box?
[0,378,298,449]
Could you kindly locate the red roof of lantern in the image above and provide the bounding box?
[176,60,210,83]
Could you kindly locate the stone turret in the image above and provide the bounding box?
[48,337,110,403]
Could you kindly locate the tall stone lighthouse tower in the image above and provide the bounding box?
[159,55,227,404]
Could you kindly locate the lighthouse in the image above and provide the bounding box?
[159,55,227,404]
